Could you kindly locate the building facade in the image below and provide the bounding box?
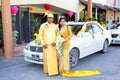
[0,0,120,45]
[80,0,120,23]
[107,0,120,23]
[0,0,85,44]
[0,0,120,58]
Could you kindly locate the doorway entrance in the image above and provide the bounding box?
[15,8,31,44]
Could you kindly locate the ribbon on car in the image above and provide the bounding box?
[33,33,41,51]
[33,33,41,45]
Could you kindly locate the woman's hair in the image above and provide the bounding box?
[58,16,67,30]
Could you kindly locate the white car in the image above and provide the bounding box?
[110,24,120,44]
[23,21,111,67]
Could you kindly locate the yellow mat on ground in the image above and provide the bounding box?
[61,70,101,77]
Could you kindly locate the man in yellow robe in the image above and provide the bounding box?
[39,13,58,76]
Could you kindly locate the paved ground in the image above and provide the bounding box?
[0,44,120,80]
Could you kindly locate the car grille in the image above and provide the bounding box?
[30,46,43,52]
[26,56,43,62]
[111,34,119,38]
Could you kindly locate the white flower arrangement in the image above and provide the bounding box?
[56,35,65,56]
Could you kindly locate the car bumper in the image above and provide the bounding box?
[23,49,43,64]
[111,38,120,44]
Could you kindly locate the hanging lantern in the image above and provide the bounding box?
[44,4,51,17]
[68,11,73,17]
[44,4,51,10]
[11,6,19,31]
[11,6,19,16]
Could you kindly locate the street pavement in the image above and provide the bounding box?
[0,44,120,80]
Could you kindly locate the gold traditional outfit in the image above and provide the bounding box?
[59,26,73,72]
[58,26,101,77]
[100,23,106,29]
[39,22,58,76]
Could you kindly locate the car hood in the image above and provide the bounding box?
[28,36,76,48]
[110,29,120,34]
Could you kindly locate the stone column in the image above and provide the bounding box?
[95,8,98,20]
[88,0,92,18]
[114,0,116,20]
[1,0,13,59]
[106,0,108,21]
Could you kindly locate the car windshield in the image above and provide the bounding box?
[110,24,119,29]
[116,24,120,28]
[68,24,83,35]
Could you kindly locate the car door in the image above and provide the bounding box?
[91,23,105,51]
[79,23,95,58]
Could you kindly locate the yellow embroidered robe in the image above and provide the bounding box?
[59,26,100,77]
[39,22,58,75]
[59,26,73,72]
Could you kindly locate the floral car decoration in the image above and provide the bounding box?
[33,33,41,46]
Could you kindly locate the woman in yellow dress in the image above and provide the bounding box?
[58,16,73,73]
[57,16,100,77]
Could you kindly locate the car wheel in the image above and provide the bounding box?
[69,48,79,68]
[101,40,108,53]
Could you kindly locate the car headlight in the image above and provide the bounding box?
[25,44,30,50]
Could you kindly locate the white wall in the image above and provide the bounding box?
[84,0,106,5]
[0,0,86,22]
[7,0,81,13]
[0,0,81,12]
[20,5,59,14]
[0,0,85,22]
[107,11,114,23]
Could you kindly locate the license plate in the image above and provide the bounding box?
[32,54,40,61]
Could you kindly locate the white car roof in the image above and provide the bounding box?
[67,22,85,25]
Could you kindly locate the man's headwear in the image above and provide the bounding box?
[47,13,54,18]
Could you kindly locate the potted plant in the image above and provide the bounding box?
[12,30,18,47]
[31,18,39,27]
[30,18,39,39]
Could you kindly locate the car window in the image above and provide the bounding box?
[117,24,120,28]
[92,23,103,33]
[85,23,93,34]
[68,25,83,35]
